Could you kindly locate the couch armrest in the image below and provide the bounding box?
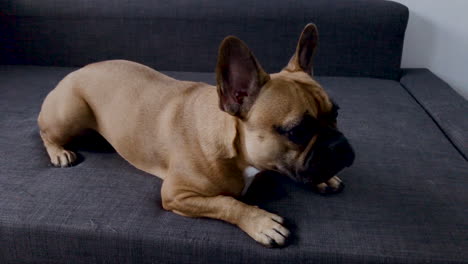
[400,69,468,160]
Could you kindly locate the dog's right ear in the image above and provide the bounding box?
[216,36,270,119]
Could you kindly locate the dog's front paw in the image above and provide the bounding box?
[315,175,344,194]
[240,208,290,247]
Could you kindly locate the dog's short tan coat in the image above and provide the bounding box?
[38,24,343,247]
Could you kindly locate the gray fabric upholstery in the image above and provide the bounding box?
[1,65,466,264]
[0,0,408,79]
[400,69,468,160]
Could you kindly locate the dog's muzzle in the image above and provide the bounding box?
[298,128,355,184]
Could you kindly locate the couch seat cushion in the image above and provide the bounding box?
[0,65,466,263]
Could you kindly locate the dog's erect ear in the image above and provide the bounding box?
[283,23,319,75]
[216,36,270,119]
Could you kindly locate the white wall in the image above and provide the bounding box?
[392,0,468,99]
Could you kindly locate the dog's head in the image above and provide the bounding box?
[216,24,355,185]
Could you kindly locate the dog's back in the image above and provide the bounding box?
[38,60,217,176]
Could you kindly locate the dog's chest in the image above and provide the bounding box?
[241,166,260,196]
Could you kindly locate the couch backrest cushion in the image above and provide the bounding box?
[0,0,408,79]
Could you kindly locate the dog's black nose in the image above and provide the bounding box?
[326,135,355,167]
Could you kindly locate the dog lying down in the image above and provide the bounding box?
[38,24,355,247]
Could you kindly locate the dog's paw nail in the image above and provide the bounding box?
[264,234,276,247]
[336,182,345,192]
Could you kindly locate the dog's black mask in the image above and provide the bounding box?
[299,127,355,184]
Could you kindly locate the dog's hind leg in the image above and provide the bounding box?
[38,75,95,167]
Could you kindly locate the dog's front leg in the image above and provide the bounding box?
[161,186,290,247]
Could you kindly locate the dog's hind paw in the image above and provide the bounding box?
[50,149,77,168]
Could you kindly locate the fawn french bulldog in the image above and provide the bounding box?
[38,24,354,247]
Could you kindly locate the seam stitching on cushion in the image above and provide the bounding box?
[399,81,468,162]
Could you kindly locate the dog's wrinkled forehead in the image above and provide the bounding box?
[248,72,333,126]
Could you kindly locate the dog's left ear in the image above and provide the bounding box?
[216,36,270,119]
[283,23,319,75]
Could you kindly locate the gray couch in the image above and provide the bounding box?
[1,0,467,263]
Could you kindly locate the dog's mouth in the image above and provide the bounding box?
[298,157,353,185]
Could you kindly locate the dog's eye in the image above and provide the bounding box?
[321,102,339,123]
[276,115,318,146]
[288,128,311,145]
